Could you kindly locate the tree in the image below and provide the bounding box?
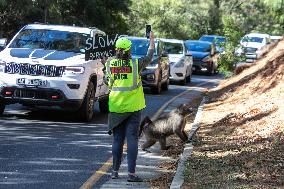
[127,0,194,39]
[0,0,131,38]
[1,0,48,38]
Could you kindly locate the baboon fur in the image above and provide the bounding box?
[139,104,192,151]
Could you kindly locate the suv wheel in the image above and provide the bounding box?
[0,104,5,115]
[180,77,187,85]
[214,66,219,74]
[186,74,191,83]
[78,82,95,122]
[207,64,214,76]
[151,81,162,94]
[99,96,109,113]
[161,78,169,91]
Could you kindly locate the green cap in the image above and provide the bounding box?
[115,37,132,51]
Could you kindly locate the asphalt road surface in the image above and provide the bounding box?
[0,74,223,189]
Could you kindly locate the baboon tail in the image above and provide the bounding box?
[139,116,151,137]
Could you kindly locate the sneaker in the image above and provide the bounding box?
[111,171,118,179]
[127,174,143,182]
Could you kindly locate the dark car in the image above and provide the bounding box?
[128,37,170,94]
[185,40,218,75]
[199,35,226,53]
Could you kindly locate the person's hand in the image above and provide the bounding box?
[149,31,155,49]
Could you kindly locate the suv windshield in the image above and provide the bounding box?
[185,41,211,52]
[242,37,264,43]
[163,42,183,54]
[130,39,158,56]
[9,29,89,53]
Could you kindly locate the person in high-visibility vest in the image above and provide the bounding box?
[105,32,155,182]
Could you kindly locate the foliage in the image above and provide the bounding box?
[217,16,244,73]
[0,0,131,38]
[126,0,192,39]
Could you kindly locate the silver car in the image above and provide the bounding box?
[160,39,193,85]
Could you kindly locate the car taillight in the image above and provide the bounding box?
[64,66,85,74]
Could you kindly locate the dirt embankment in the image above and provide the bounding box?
[184,40,284,188]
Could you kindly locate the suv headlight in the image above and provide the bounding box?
[64,66,85,74]
[174,59,184,68]
[0,60,6,73]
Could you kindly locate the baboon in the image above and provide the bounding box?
[139,104,193,151]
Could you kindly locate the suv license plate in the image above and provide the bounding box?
[17,78,47,87]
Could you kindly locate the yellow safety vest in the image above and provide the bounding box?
[105,58,146,113]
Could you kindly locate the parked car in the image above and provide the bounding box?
[160,39,193,85]
[0,24,109,121]
[271,35,283,43]
[128,37,170,94]
[185,40,218,75]
[199,35,226,53]
[236,33,271,62]
[0,38,7,51]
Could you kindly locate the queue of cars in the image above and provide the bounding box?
[0,23,224,121]
[1,23,282,122]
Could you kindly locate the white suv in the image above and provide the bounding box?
[0,24,109,121]
[236,33,271,62]
[161,39,193,85]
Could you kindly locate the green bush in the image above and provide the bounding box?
[217,16,244,74]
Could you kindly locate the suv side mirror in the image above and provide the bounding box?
[0,38,7,47]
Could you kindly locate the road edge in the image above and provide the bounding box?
[170,96,207,189]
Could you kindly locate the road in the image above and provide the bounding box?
[0,74,222,189]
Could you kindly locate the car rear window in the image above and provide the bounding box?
[163,42,183,54]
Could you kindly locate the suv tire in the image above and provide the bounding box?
[207,64,214,76]
[180,77,187,85]
[161,78,169,91]
[78,82,95,122]
[151,81,162,94]
[186,74,191,83]
[0,104,5,115]
[99,96,109,113]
